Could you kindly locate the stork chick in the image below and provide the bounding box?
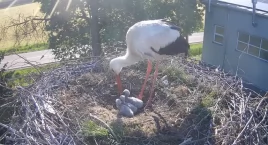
[115,98,134,117]
[119,95,138,113]
[122,89,144,109]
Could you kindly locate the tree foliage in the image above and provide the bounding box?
[34,0,204,60]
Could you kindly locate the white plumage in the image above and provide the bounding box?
[110,19,189,108]
[126,19,181,60]
[110,19,184,74]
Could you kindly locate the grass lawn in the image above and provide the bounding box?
[1,42,48,55]
[0,3,47,50]
[189,42,203,61]
[4,62,59,87]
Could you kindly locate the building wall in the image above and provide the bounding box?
[223,8,268,91]
[202,6,228,67]
[202,5,268,91]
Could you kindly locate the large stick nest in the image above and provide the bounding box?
[0,52,267,145]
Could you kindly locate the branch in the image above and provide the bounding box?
[80,9,91,24]
[232,113,254,145]
[14,53,43,74]
[5,17,50,29]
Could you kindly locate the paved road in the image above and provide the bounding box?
[1,50,57,70]
[0,32,204,70]
[188,32,204,43]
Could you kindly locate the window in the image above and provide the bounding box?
[236,32,268,61]
[213,25,224,44]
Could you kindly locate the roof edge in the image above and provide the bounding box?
[200,0,268,17]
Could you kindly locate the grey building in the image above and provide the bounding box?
[200,0,268,91]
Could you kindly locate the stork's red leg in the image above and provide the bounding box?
[145,61,159,107]
[116,74,123,95]
[138,60,152,100]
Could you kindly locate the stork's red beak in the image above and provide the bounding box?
[116,74,123,95]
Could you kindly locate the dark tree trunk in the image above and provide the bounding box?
[89,0,102,56]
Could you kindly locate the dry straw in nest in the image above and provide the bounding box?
[0,55,267,145]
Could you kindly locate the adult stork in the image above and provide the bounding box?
[109,19,190,107]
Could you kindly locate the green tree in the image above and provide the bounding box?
[34,0,204,60]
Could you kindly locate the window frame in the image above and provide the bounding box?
[213,25,225,45]
[236,31,268,62]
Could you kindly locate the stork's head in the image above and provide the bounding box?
[119,95,126,103]
[115,99,122,109]
[109,58,122,75]
[109,57,123,95]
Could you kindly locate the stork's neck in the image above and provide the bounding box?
[110,51,140,74]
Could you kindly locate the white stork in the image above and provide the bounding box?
[109,19,190,107]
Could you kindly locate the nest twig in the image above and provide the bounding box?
[0,54,267,145]
[0,58,102,145]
